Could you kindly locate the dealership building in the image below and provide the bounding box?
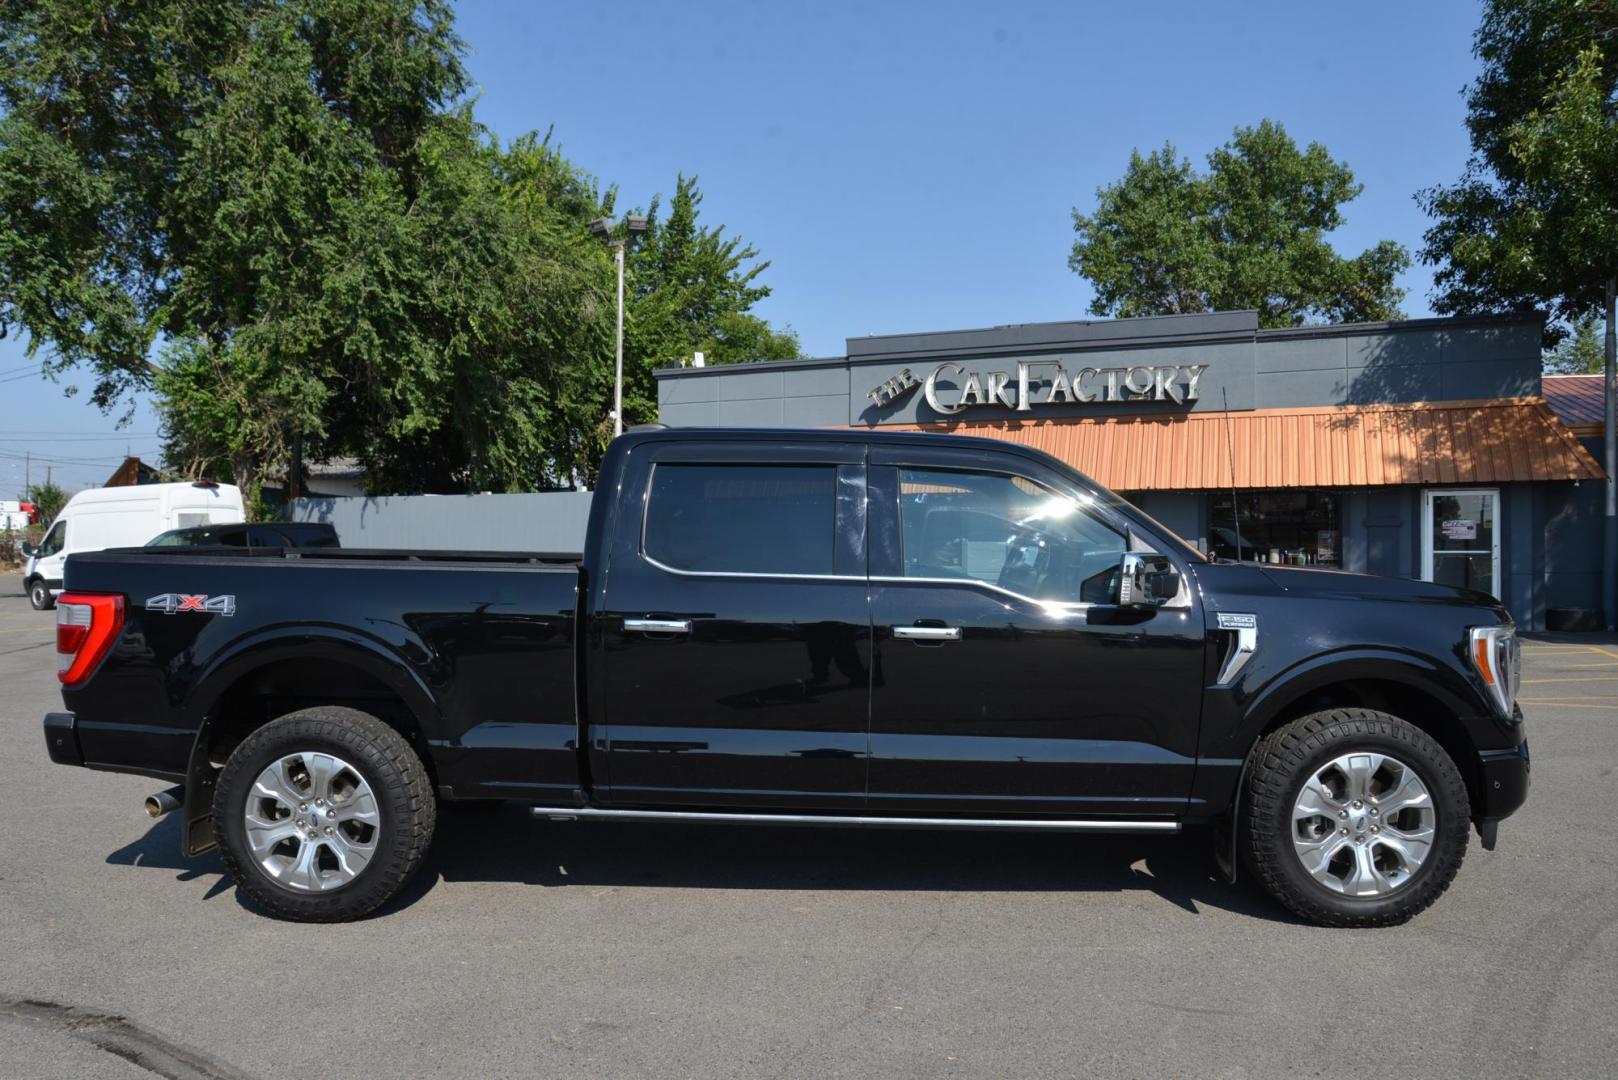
[654,309,1608,631]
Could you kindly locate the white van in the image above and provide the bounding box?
[22,482,246,610]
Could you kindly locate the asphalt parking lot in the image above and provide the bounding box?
[1,583,1615,1080]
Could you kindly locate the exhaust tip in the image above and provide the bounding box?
[144,786,183,819]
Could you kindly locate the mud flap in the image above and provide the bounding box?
[182,717,219,857]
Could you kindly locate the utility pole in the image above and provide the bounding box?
[24,450,29,494]
[1604,278,1616,631]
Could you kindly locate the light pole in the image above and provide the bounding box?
[590,214,649,438]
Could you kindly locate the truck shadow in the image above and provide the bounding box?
[404,803,1298,923]
[106,803,1298,923]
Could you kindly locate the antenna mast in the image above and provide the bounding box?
[1221,387,1243,563]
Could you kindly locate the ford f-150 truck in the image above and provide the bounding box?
[42,428,1529,925]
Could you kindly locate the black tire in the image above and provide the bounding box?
[1244,708,1470,928]
[28,578,54,611]
[213,706,436,922]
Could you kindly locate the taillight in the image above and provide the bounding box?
[56,592,125,686]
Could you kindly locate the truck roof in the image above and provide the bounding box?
[620,425,1065,454]
[615,426,1088,478]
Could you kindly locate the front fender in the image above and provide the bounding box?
[1239,647,1481,745]
[1190,645,1491,829]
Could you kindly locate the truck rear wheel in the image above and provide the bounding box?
[213,706,436,922]
[1244,708,1470,927]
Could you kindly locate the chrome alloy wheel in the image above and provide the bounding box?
[244,752,381,892]
[1291,752,1435,897]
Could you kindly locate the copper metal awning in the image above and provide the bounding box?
[1543,374,1607,436]
[872,398,1605,491]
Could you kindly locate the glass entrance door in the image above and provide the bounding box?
[1422,488,1499,598]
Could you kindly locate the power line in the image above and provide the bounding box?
[0,365,47,384]
[0,435,164,443]
[0,447,148,466]
[0,429,161,436]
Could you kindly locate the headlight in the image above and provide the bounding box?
[1469,625,1521,719]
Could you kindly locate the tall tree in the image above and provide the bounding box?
[0,2,797,496]
[1544,314,1606,375]
[617,175,800,426]
[1070,120,1410,328]
[0,0,469,497]
[1418,0,1618,627]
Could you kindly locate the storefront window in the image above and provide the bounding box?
[1209,491,1341,567]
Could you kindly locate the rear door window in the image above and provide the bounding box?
[643,463,836,575]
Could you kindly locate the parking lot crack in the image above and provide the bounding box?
[0,997,258,1080]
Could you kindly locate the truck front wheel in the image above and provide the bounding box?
[213,706,436,922]
[1244,708,1470,927]
[28,578,54,611]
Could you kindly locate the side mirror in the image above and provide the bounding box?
[19,541,35,558]
[1118,552,1180,609]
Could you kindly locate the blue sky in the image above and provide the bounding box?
[1,0,1486,493]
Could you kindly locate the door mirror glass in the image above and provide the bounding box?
[20,541,35,558]
[1118,552,1180,608]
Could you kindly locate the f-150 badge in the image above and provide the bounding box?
[145,593,236,617]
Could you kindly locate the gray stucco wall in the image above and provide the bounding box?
[655,311,1543,430]
[283,492,592,554]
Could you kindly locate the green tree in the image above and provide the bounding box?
[1418,2,1618,337]
[1,3,797,496]
[1417,0,1618,628]
[1070,120,1410,328]
[616,175,800,428]
[1544,313,1606,374]
[26,480,67,526]
[0,0,468,495]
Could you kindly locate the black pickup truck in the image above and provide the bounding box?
[42,428,1529,925]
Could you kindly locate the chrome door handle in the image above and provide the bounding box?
[624,618,692,635]
[892,625,962,641]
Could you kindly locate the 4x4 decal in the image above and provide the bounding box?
[145,593,236,617]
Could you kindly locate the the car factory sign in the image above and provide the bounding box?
[867,360,1208,413]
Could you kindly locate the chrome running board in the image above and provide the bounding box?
[529,806,1179,833]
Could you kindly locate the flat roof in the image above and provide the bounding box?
[654,309,1544,379]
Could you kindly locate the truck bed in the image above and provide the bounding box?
[58,547,582,798]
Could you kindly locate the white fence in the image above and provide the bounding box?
[283,492,593,554]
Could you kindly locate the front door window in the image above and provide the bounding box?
[1423,488,1499,598]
